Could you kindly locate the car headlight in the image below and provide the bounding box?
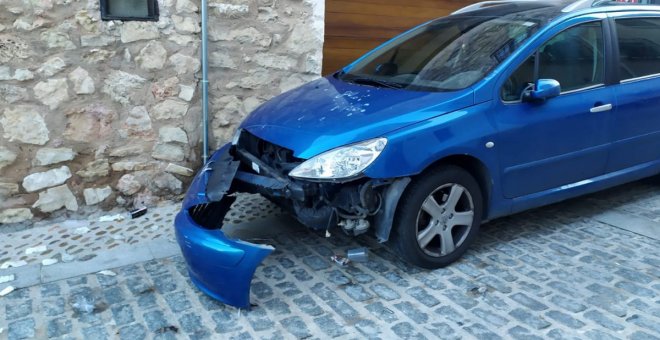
[289,138,387,180]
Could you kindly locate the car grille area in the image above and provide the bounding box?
[188,198,236,229]
[236,130,302,175]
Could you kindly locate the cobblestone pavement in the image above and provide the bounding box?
[0,195,282,267]
[1,179,659,339]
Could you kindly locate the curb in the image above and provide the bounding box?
[0,239,181,292]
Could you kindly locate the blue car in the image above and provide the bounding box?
[176,0,660,307]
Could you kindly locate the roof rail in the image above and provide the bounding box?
[451,0,537,15]
[592,0,656,6]
[563,0,656,12]
[562,0,592,12]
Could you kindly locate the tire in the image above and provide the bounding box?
[392,165,484,269]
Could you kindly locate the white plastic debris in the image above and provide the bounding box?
[331,255,350,266]
[99,214,124,222]
[0,260,28,269]
[74,226,91,235]
[42,259,58,266]
[0,274,15,284]
[97,270,117,277]
[0,286,15,297]
[0,327,4,334]
[72,295,95,314]
[61,253,76,263]
[25,245,47,255]
[346,247,369,263]
[61,220,89,229]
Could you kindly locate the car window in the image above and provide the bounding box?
[501,21,604,102]
[616,17,660,80]
[337,5,566,92]
[501,54,536,102]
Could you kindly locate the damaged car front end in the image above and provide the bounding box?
[233,129,411,240]
[175,130,411,308]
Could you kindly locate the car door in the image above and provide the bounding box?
[607,12,660,171]
[494,18,616,199]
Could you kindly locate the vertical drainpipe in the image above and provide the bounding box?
[200,0,210,163]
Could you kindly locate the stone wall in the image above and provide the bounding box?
[0,0,324,224]
[207,0,324,145]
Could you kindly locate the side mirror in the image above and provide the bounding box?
[523,79,561,102]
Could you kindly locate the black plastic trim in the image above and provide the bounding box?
[234,147,306,201]
[604,16,620,85]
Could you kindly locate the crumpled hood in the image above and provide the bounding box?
[240,76,474,159]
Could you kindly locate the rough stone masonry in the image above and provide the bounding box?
[0,0,325,224]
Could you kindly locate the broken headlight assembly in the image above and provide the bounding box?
[288,138,387,180]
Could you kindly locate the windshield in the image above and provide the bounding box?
[338,9,558,92]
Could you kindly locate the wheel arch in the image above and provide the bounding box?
[421,154,493,218]
[374,154,494,244]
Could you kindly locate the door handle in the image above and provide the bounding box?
[590,103,612,113]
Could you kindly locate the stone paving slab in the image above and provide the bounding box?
[592,210,660,240]
[0,180,659,339]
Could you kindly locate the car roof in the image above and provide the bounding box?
[452,0,660,19]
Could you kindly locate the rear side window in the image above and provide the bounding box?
[616,18,660,80]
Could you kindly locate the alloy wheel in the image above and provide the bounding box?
[415,183,474,257]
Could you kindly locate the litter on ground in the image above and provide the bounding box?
[330,255,350,266]
[99,214,125,222]
[25,245,47,255]
[42,259,58,266]
[0,286,15,297]
[74,226,91,235]
[0,260,27,269]
[0,275,15,284]
[98,270,117,276]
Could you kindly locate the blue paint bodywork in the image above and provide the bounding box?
[240,77,474,160]
[175,144,274,308]
[175,3,660,308]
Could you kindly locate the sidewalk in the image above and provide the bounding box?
[1,182,659,339]
[0,194,283,294]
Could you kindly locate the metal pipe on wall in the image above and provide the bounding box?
[200,0,210,163]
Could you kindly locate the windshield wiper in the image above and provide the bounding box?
[333,70,346,78]
[350,77,404,89]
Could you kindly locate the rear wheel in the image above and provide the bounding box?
[393,165,483,269]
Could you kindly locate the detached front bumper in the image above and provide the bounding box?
[174,143,274,309]
[175,141,410,308]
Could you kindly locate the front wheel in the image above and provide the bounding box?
[392,165,483,269]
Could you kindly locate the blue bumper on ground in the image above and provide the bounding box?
[174,144,274,309]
